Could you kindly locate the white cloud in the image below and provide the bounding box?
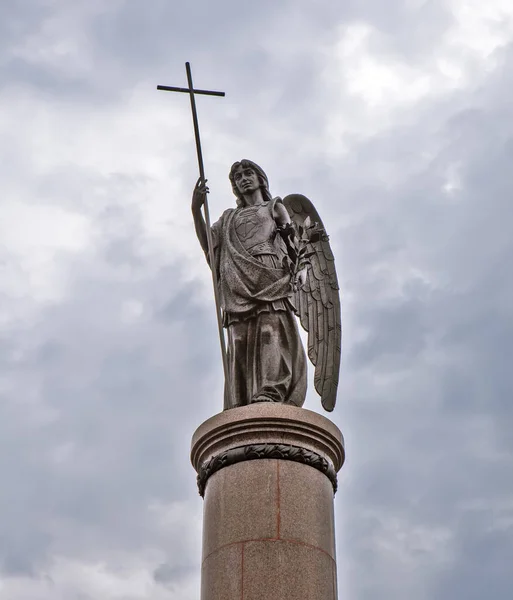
[0,201,90,310]
[0,556,200,600]
[323,2,513,147]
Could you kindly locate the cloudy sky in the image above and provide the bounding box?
[1,0,513,598]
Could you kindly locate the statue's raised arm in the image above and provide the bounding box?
[193,159,341,412]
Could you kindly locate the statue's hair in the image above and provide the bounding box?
[229,159,273,206]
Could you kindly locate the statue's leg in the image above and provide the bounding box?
[285,312,308,407]
[249,310,307,406]
[225,320,252,408]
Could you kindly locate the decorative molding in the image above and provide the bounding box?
[197,443,338,497]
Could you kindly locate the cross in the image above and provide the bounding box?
[157,62,233,407]
[157,62,225,183]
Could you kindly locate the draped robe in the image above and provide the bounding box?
[211,200,307,410]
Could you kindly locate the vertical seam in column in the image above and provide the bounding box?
[241,542,245,600]
[276,460,281,539]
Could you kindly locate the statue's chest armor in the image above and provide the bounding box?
[234,204,276,252]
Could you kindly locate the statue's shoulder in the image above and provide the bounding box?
[212,208,235,232]
[221,208,236,218]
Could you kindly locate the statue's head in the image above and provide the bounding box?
[229,159,273,206]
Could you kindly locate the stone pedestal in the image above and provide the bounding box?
[191,404,345,600]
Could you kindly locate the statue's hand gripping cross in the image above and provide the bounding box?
[157,63,233,406]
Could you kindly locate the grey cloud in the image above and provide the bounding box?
[0,196,213,578]
[153,562,196,587]
[333,43,513,600]
[434,516,513,600]
[1,1,513,599]
[0,1,50,51]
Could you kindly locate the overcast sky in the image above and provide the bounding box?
[1,1,512,599]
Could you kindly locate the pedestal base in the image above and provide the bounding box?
[191,404,345,600]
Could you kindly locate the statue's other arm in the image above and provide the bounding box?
[273,199,292,227]
[191,178,209,256]
[273,197,307,287]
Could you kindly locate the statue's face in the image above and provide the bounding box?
[233,165,260,195]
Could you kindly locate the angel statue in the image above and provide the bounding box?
[191,159,341,412]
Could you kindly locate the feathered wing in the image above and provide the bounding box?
[282,194,341,411]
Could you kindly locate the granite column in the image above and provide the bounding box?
[191,403,345,600]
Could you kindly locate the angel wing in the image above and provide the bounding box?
[283,194,341,411]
